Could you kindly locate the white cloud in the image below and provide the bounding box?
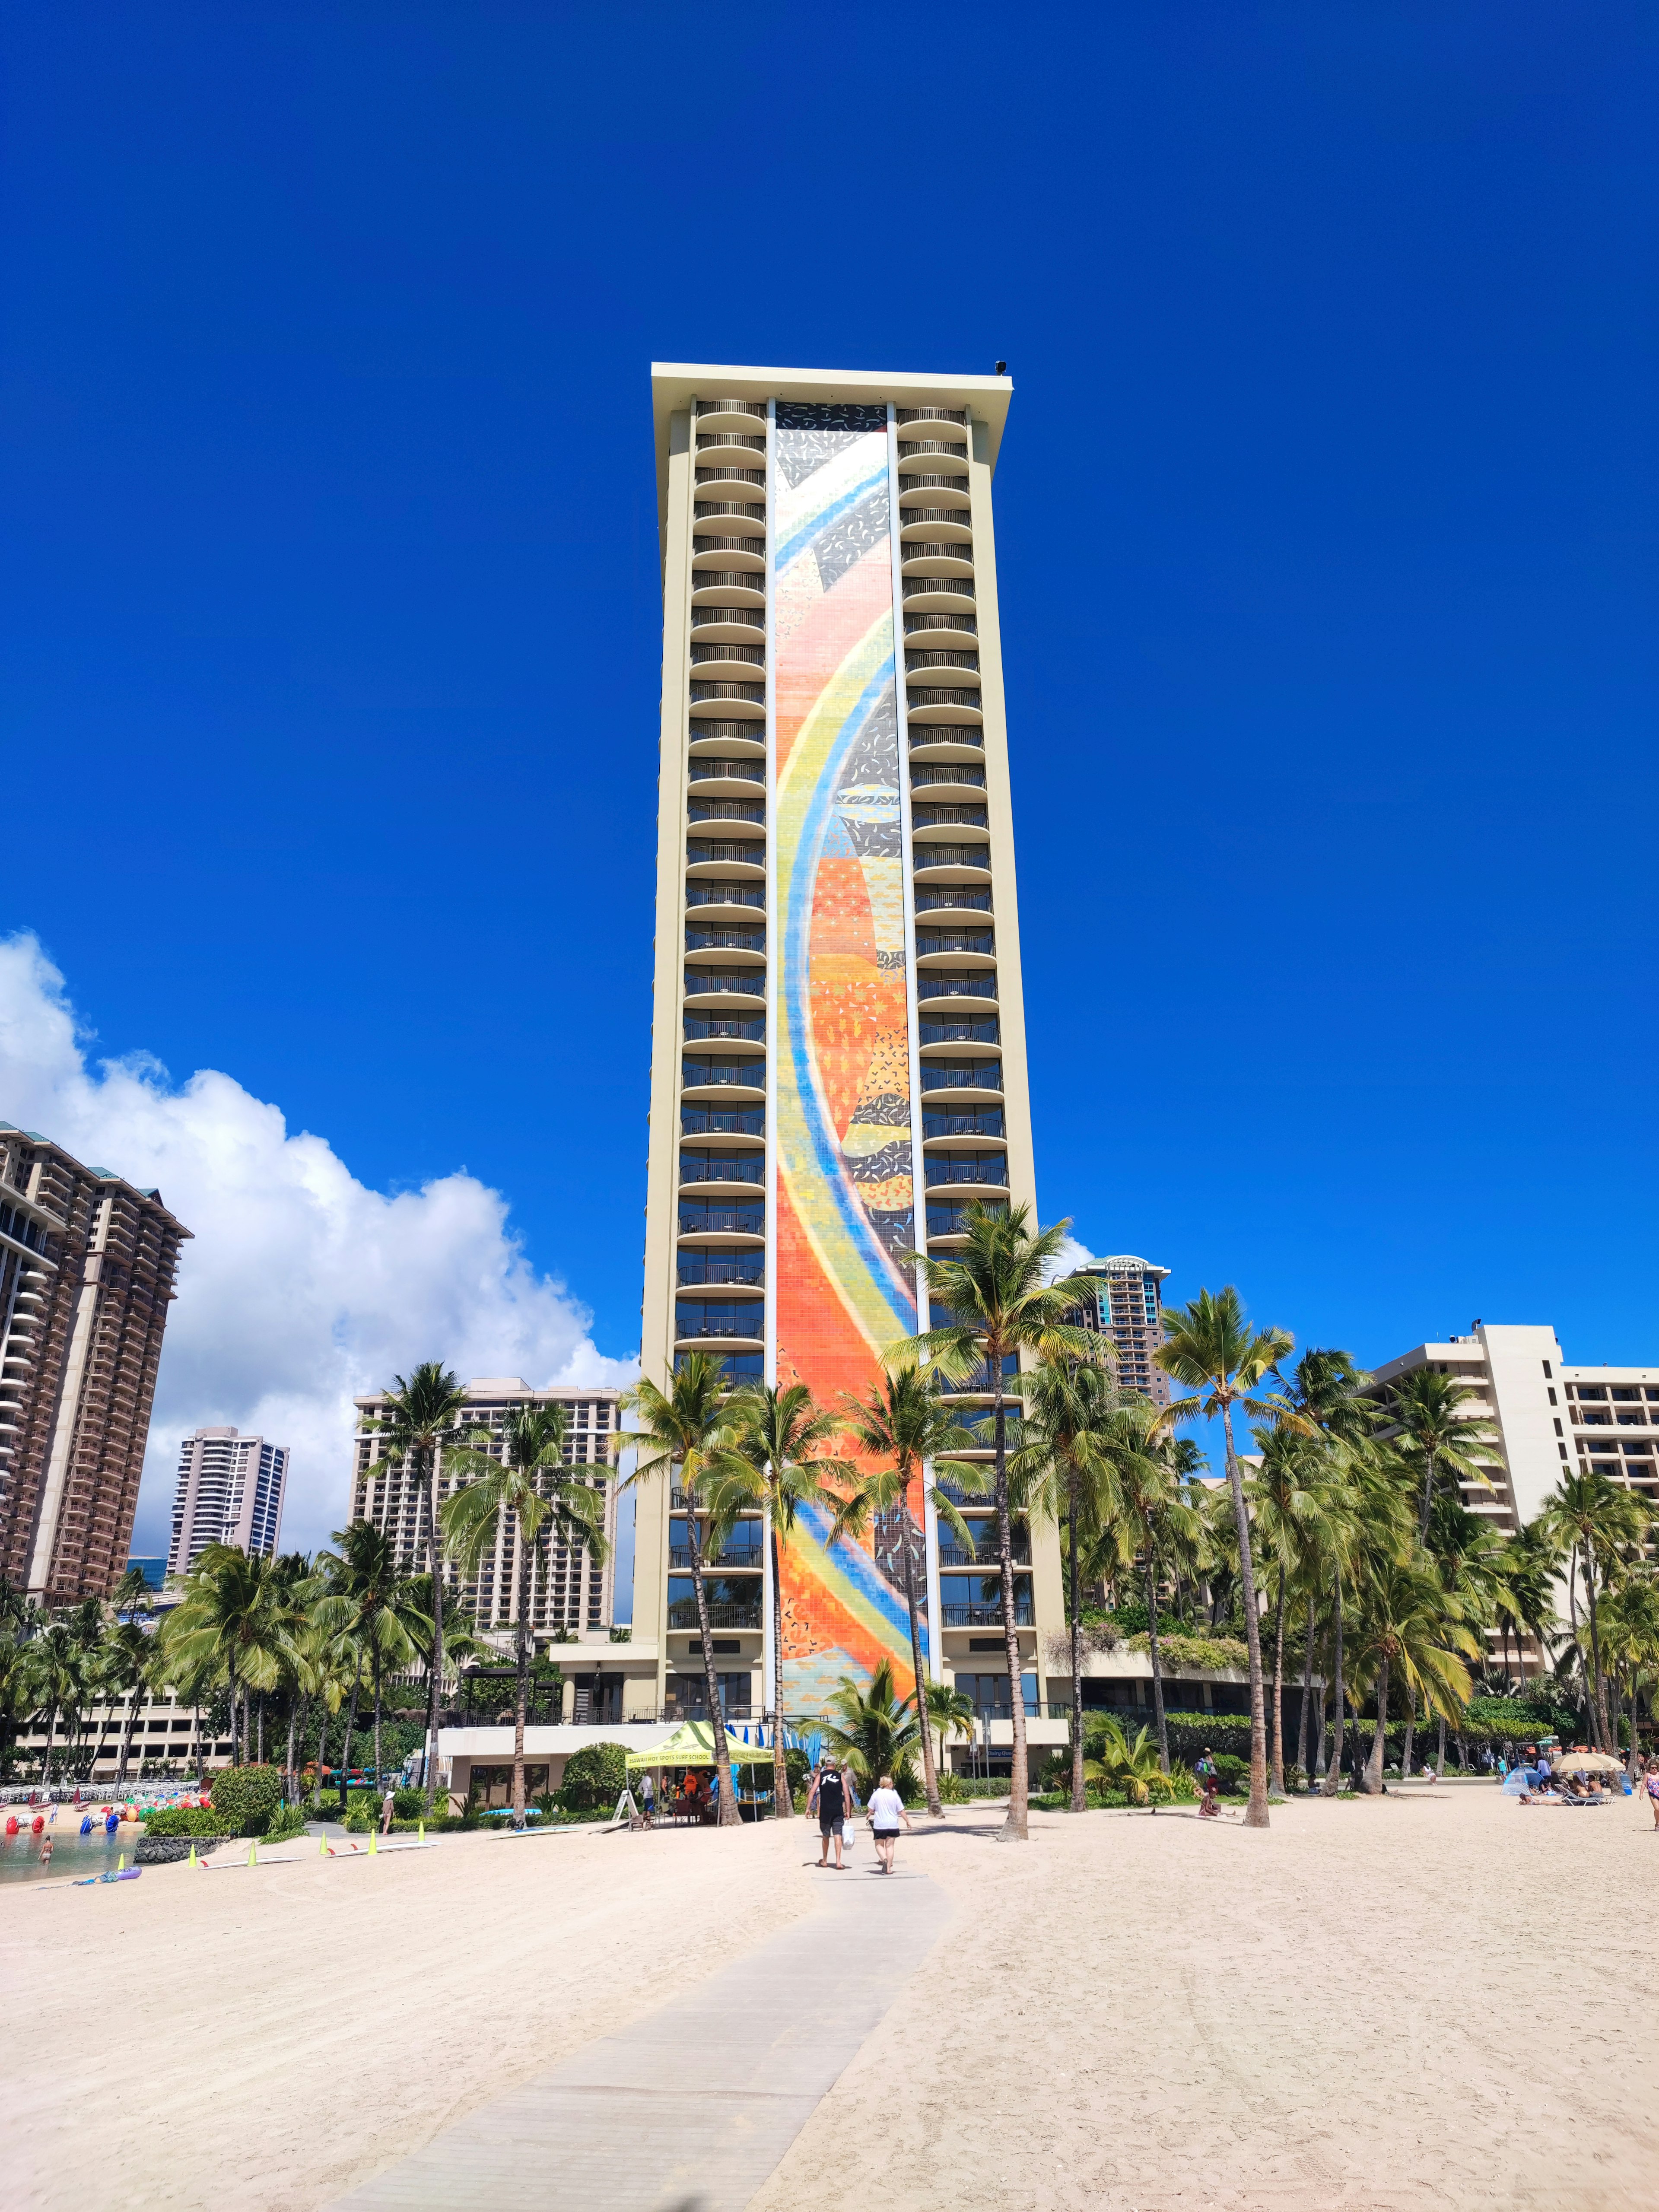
[0,934,636,1556]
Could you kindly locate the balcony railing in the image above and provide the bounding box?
[695,467,767,487]
[684,969,764,997]
[906,616,978,642]
[692,572,767,595]
[938,1353,1019,1396]
[922,1062,1003,1091]
[696,433,765,454]
[906,650,979,674]
[666,1601,763,1631]
[901,517,973,540]
[680,1103,765,1139]
[913,845,990,871]
[688,798,765,824]
[688,760,765,788]
[691,607,765,630]
[902,574,974,598]
[691,719,765,744]
[909,725,983,750]
[668,1545,763,1570]
[920,1016,999,1045]
[672,1320,764,1351]
[674,1348,763,1381]
[691,643,766,668]
[685,883,766,909]
[896,406,967,427]
[913,804,987,828]
[914,886,992,913]
[940,1593,1034,1629]
[918,972,996,998]
[928,1200,1008,1236]
[690,683,765,707]
[687,840,765,866]
[678,1201,764,1235]
[693,524,766,543]
[901,473,969,493]
[678,1253,765,1286]
[683,1014,765,1041]
[695,397,767,420]
[938,1533,1029,1568]
[680,1055,765,1088]
[907,690,982,713]
[911,767,986,793]
[923,1103,1004,1138]
[897,439,968,461]
[686,925,764,953]
[925,1153,1007,1185]
[679,1153,765,1185]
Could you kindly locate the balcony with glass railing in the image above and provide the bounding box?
[690,605,766,639]
[686,839,765,870]
[690,641,766,674]
[928,1198,1009,1239]
[684,968,764,1000]
[922,1102,1004,1139]
[672,1348,764,1384]
[685,923,764,954]
[677,1249,764,1285]
[901,574,975,607]
[924,1151,1008,1189]
[692,528,766,557]
[920,1061,1003,1094]
[687,797,765,826]
[897,438,968,464]
[671,1519,764,1567]
[938,1575,1033,1628]
[685,881,766,911]
[898,473,969,504]
[910,761,985,790]
[914,887,992,918]
[915,927,995,959]
[687,758,765,788]
[919,1015,999,1048]
[667,1578,763,1631]
[680,1103,765,1140]
[899,540,974,575]
[683,1013,765,1042]
[673,1303,764,1346]
[935,1352,1020,1400]
[695,394,766,422]
[907,688,983,722]
[905,648,979,677]
[689,681,765,712]
[912,803,987,832]
[695,465,766,491]
[679,1150,765,1185]
[896,405,967,428]
[680,1053,766,1091]
[916,970,996,1001]
[677,1197,764,1237]
[913,844,991,874]
[938,1522,1029,1569]
[695,432,766,458]
[909,724,983,753]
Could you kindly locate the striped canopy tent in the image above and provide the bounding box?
[625,1721,775,1770]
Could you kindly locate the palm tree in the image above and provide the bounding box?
[1538,1471,1652,1750]
[1156,1287,1294,1829]
[1247,1423,1339,1795]
[1385,1366,1504,1541]
[1008,1346,1124,1812]
[441,1403,608,1829]
[162,1544,293,1765]
[897,1200,1094,1841]
[914,1676,978,1777]
[1422,1496,1510,1775]
[1350,1555,1478,1792]
[1600,1577,1659,1779]
[1496,1522,1556,1693]
[102,1619,153,1789]
[814,1657,922,1796]
[1084,1717,1179,1807]
[620,1353,746,1826]
[829,1367,982,1817]
[361,1363,471,1811]
[703,1382,844,1821]
[29,1618,83,1788]
[1085,1399,1202,1776]
[112,1563,155,1620]
[316,1523,426,1803]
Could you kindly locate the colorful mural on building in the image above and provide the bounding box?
[771,402,928,1712]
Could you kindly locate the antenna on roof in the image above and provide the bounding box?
[994,360,1007,376]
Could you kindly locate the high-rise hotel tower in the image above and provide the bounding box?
[637,365,1062,1751]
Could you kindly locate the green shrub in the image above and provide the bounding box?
[559,1741,628,1812]
[204,1764,284,1836]
[784,1746,810,1793]
[343,1798,375,1832]
[935,1770,969,1803]
[141,1805,231,1838]
[1212,1753,1249,1795]
[264,1803,311,1844]
[392,1787,425,1819]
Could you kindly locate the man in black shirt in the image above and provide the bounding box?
[810,1762,848,1868]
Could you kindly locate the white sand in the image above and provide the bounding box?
[5,1788,1657,2209]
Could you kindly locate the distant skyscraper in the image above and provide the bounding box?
[167,1427,290,1575]
[1074,1256,1172,1408]
[0,1122,190,1604]
[636,364,1062,1768]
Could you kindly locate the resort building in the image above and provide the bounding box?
[636,362,1071,1773]
[166,1426,290,1576]
[0,1123,190,1605]
[1367,1320,1659,1672]
[1072,1255,1172,1408]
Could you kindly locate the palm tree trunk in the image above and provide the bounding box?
[257,1695,265,1766]
[1419,1443,1436,1542]
[769,1513,794,1820]
[1583,1549,1612,1750]
[1068,1468,1086,1817]
[1435,1709,1446,1779]
[116,1684,141,1789]
[1363,1659,1390,1792]
[227,1656,239,1767]
[683,1475,738,1825]
[991,1373,1030,1840]
[1321,1577,1344,1797]
[904,1547,941,1819]
[422,1442,446,1815]
[1296,1596,1313,1785]
[41,1704,57,1788]
[1220,1401,1270,1828]
[512,1512,532,1829]
[339,1664,360,1815]
[285,1701,299,1804]
[1144,1561,1170,1774]
[1401,1695,1416,1783]
[1270,1562,1286,1795]
[195,1697,206,1790]
[372,1643,384,1802]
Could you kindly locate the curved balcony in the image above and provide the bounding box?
[920,1060,1003,1096]
[908,725,984,759]
[899,541,975,578]
[677,1247,764,1284]
[689,682,765,714]
[922,1102,1005,1140]
[906,650,979,677]
[681,1052,766,1095]
[939,1578,1033,1630]
[687,798,764,826]
[695,467,766,493]
[896,406,967,428]
[912,843,990,877]
[938,1524,1029,1570]
[915,926,995,958]
[693,513,766,539]
[680,1105,765,1144]
[913,884,992,915]
[695,396,768,426]
[686,839,765,873]
[909,762,985,791]
[690,606,765,640]
[917,970,998,1002]
[685,923,764,955]
[897,439,968,464]
[912,802,987,830]
[900,505,972,535]
[687,758,765,790]
[691,571,767,603]
[898,474,969,508]
[920,1015,999,1047]
[696,432,766,457]
[900,580,976,616]
[904,612,977,642]
[683,967,765,1001]
[690,643,766,674]
[690,718,766,749]
[683,1012,765,1044]
[666,1592,763,1632]
[685,880,766,911]
[679,1151,766,1186]
[907,687,983,723]
[924,1151,1008,1191]
[676,1198,765,1240]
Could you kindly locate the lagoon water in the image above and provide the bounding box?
[0,1818,138,1886]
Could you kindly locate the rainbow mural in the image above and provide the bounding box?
[772,401,928,1712]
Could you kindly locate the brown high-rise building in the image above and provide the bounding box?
[0,1124,190,1604]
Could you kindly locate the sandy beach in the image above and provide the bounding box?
[5,1786,1656,2210]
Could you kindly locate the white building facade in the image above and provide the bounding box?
[167,1425,289,1575]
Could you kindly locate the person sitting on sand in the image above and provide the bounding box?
[1198,1773,1221,1818]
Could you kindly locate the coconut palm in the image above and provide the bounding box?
[1537,1471,1652,1750]
[620,1353,746,1825]
[1156,1287,1294,1828]
[112,1563,155,1620]
[1599,1577,1659,1779]
[1084,1716,1180,1807]
[1384,1366,1504,1541]
[162,1544,294,1765]
[1247,1422,1343,1794]
[316,1523,426,1801]
[915,1676,978,1777]
[700,1382,844,1821]
[28,1619,85,1787]
[440,1403,608,1829]
[813,1657,922,1796]
[1007,1345,1125,1812]
[100,1618,154,1789]
[827,1367,983,1817]
[1495,1522,1556,1693]
[1349,1554,1479,1791]
[360,1363,471,1811]
[896,1200,1094,1841]
[1084,1399,1203,1775]
[1421,1497,1512,1775]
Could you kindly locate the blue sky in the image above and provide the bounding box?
[5,1,1656,1524]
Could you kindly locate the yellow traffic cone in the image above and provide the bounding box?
[318,1832,327,1856]
[369,1827,378,1856]
[247,1840,256,1868]
[187,1842,197,1869]
[117,1853,124,1872]
[418,1820,425,1843]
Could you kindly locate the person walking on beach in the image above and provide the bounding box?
[1644,1762,1659,1831]
[811,1761,848,1868]
[380,1784,396,1836]
[867,1774,912,1874]
[640,1771,655,1826]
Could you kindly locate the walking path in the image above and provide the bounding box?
[331,1863,951,2212]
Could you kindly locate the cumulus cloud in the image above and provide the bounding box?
[0,934,636,1555]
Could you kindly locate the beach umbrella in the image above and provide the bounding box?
[1552,1750,1621,1773]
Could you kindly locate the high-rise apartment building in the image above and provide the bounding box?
[1073,1255,1172,1408]
[167,1425,290,1576]
[0,1123,189,1604]
[636,364,1064,1761]
[351,1379,621,1638]
[1368,1321,1659,1674]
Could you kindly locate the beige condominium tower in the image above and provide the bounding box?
[636,363,1063,1762]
